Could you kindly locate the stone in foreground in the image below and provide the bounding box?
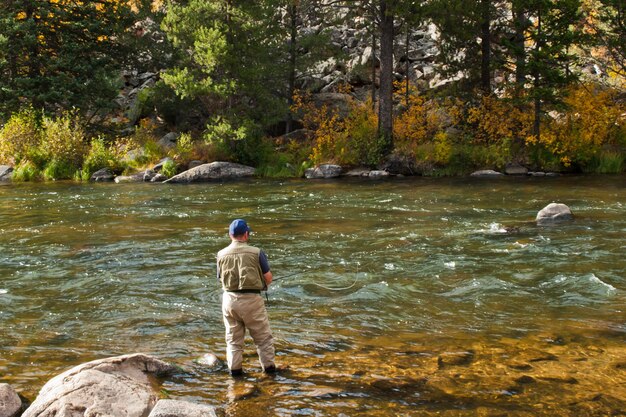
[22,353,176,417]
[164,161,256,183]
[0,165,13,182]
[0,383,22,417]
[536,203,573,225]
[148,399,217,417]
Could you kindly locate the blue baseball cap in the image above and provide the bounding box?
[229,219,251,236]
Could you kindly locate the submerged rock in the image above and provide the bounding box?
[196,353,223,370]
[0,383,22,417]
[148,399,217,417]
[536,203,573,225]
[164,161,256,183]
[22,353,176,417]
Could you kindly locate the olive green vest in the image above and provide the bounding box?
[217,241,265,291]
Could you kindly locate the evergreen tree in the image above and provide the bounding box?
[161,0,287,147]
[0,0,135,121]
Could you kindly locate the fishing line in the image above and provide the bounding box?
[273,263,363,291]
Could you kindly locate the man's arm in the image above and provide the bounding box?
[259,251,272,286]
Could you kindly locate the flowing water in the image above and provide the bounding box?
[0,176,625,416]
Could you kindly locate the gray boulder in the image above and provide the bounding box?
[0,165,13,182]
[114,173,145,183]
[164,161,256,183]
[89,168,115,182]
[470,170,504,177]
[158,133,179,149]
[150,173,168,183]
[505,162,529,176]
[196,353,223,370]
[148,400,217,417]
[0,383,22,417]
[536,203,574,225]
[22,353,176,417]
[304,164,342,179]
[369,170,390,178]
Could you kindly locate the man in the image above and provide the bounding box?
[217,219,276,376]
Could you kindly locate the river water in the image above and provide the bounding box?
[1,176,624,416]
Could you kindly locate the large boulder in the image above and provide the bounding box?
[304,164,342,179]
[164,161,256,183]
[148,400,217,417]
[505,162,529,176]
[536,203,574,225]
[0,383,22,417]
[22,353,176,417]
[0,165,13,182]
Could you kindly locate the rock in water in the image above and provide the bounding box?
[196,353,223,370]
[148,400,217,417]
[22,353,176,417]
[0,383,22,417]
[536,203,573,225]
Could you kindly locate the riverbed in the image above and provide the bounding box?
[1,175,624,416]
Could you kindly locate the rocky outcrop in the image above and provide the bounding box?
[0,165,13,182]
[22,353,176,417]
[536,203,574,225]
[164,161,256,183]
[148,400,217,417]
[158,133,179,149]
[0,383,22,417]
[304,164,342,179]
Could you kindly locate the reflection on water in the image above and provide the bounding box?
[0,176,625,415]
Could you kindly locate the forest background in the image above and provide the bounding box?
[0,0,625,181]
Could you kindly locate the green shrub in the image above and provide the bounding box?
[43,159,78,181]
[41,111,88,169]
[583,150,625,174]
[12,160,41,181]
[0,108,40,164]
[161,159,178,177]
[81,137,125,180]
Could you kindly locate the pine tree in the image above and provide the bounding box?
[0,0,135,121]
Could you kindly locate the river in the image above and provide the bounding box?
[1,175,624,416]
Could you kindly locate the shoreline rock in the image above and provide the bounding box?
[0,383,22,417]
[22,353,176,417]
[164,161,256,183]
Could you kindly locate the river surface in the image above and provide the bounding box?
[1,176,625,416]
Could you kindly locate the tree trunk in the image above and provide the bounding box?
[480,0,491,94]
[285,2,298,134]
[513,2,527,89]
[533,6,542,141]
[371,27,376,109]
[378,0,394,154]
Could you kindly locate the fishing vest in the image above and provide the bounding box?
[217,241,265,292]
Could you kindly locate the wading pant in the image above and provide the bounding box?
[222,292,275,372]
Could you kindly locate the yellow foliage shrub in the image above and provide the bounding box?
[533,84,626,166]
[0,109,40,165]
[467,94,534,145]
[393,82,447,154]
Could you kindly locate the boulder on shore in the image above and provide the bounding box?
[536,203,574,225]
[0,165,13,182]
[304,164,342,179]
[148,399,217,417]
[505,162,529,176]
[470,170,504,177]
[164,161,256,183]
[89,168,115,182]
[0,383,22,417]
[22,353,176,417]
